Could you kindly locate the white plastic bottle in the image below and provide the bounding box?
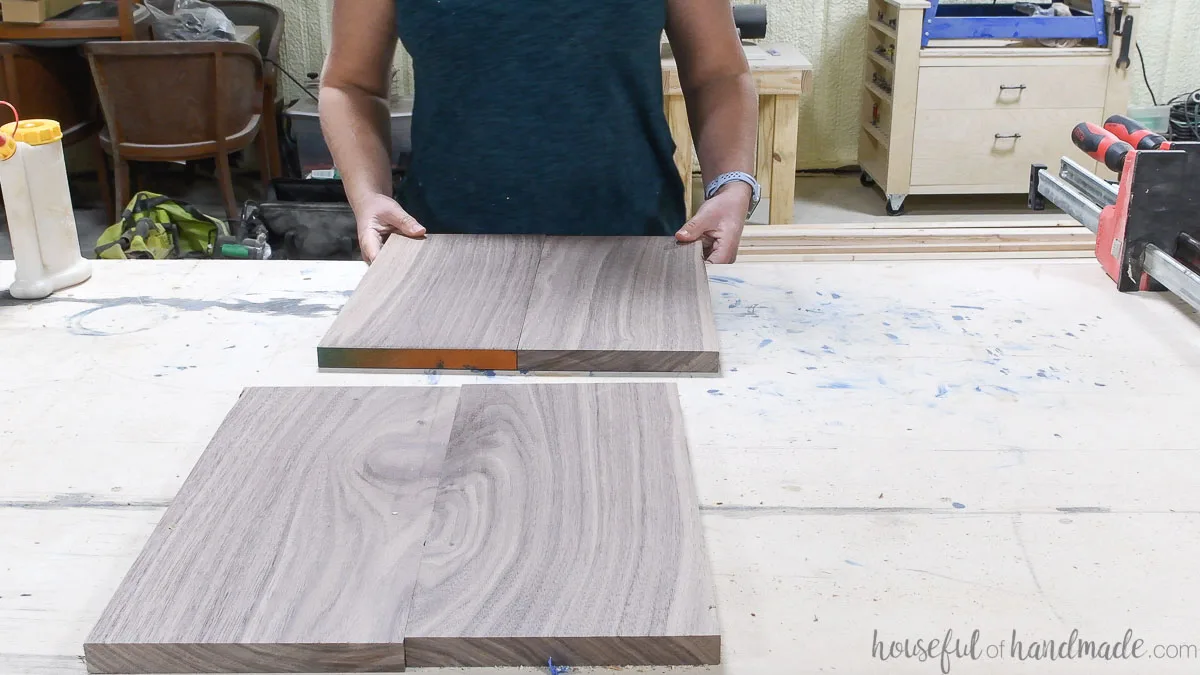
[0,119,91,300]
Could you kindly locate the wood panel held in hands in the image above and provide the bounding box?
[317,235,721,374]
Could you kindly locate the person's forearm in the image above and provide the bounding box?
[684,71,758,191]
[318,84,394,213]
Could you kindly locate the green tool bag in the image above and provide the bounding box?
[95,192,231,260]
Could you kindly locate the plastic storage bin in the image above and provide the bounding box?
[1126,104,1171,135]
[285,96,412,176]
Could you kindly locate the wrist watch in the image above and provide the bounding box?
[704,171,761,219]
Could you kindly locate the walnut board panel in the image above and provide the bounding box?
[317,234,545,371]
[83,387,461,673]
[405,383,721,668]
[83,383,719,672]
[317,235,720,374]
[517,237,719,373]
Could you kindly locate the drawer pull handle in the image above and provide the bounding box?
[994,133,1022,140]
[999,84,1027,91]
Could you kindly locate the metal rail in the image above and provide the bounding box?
[1035,168,1102,233]
[1142,245,1200,313]
[1059,157,1118,208]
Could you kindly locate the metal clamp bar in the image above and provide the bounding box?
[1141,244,1200,313]
[1035,168,1102,233]
[1059,156,1118,208]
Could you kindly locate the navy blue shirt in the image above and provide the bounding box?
[393,0,687,235]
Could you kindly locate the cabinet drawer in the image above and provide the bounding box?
[910,107,1101,189]
[916,63,1109,111]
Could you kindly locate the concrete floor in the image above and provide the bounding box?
[0,170,1057,261]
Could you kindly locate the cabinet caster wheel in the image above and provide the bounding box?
[859,171,875,187]
[885,194,906,216]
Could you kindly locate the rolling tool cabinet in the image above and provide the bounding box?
[858,0,1140,215]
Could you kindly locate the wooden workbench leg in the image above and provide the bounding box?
[756,96,776,217]
[768,95,799,225]
[666,94,695,218]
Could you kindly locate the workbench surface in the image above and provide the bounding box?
[3,259,1199,674]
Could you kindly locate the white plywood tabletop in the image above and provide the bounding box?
[2,257,1199,674]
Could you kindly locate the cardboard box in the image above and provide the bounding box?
[1,0,84,24]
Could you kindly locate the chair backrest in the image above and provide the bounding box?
[84,40,263,157]
[0,43,98,144]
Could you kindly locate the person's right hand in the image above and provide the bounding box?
[356,193,426,264]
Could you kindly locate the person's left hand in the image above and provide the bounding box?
[674,185,750,264]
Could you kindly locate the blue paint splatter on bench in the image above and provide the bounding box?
[951,305,985,310]
[845,559,863,567]
[952,315,964,321]
[758,338,773,348]
[952,502,966,509]
[884,333,899,341]
[710,275,745,285]
[818,382,853,389]
[707,389,724,396]
[831,292,842,299]
[936,384,949,398]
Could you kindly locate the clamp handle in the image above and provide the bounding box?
[1072,122,1133,173]
[1103,114,1168,150]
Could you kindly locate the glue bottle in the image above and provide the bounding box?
[0,105,91,300]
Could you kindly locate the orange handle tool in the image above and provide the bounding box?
[1072,122,1133,173]
[1104,114,1169,150]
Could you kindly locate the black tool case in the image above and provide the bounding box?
[238,174,404,260]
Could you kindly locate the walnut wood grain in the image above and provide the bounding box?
[318,234,721,374]
[317,234,544,371]
[83,386,460,674]
[405,383,721,667]
[516,237,720,373]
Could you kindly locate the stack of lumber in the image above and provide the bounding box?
[737,219,1095,261]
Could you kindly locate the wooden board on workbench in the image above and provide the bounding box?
[405,383,721,668]
[736,222,1095,261]
[317,234,721,374]
[517,237,719,372]
[317,234,544,371]
[83,387,460,674]
[81,382,718,672]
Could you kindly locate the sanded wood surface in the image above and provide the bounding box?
[517,237,720,372]
[317,235,721,373]
[317,234,545,370]
[83,387,461,674]
[406,383,721,668]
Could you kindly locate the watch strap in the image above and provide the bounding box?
[704,171,761,218]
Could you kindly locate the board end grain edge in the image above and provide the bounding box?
[317,347,519,371]
[82,642,408,674]
[516,349,720,373]
[403,635,721,668]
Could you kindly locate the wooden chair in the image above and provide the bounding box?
[208,0,284,181]
[83,40,267,222]
[0,43,113,217]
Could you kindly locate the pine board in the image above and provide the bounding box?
[317,235,720,374]
[317,235,545,371]
[516,237,719,372]
[405,383,721,668]
[83,387,461,674]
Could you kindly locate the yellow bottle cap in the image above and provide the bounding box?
[3,119,62,146]
[0,131,15,161]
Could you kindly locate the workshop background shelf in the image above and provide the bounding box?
[857,0,1140,216]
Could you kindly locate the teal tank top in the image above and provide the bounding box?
[393,0,686,236]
